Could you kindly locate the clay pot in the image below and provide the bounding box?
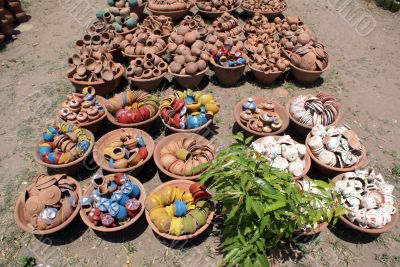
[93,128,155,173]
[168,66,209,89]
[233,96,290,137]
[145,7,190,21]
[290,62,329,84]
[196,0,242,19]
[128,72,167,91]
[14,176,82,235]
[331,174,399,234]
[241,2,287,19]
[210,57,245,87]
[248,64,283,85]
[145,180,214,241]
[121,45,167,59]
[33,129,95,175]
[79,174,146,232]
[161,115,213,134]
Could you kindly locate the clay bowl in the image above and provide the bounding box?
[79,174,146,232]
[161,116,213,134]
[248,64,284,85]
[305,133,367,177]
[145,180,214,240]
[253,136,311,179]
[121,46,167,59]
[241,5,287,19]
[168,67,209,89]
[210,57,246,87]
[33,129,95,175]
[68,66,125,96]
[154,133,214,180]
[146,7,190,21]
[93,128,155,173]
[233,96,290,137]
[128,72,167,91]
[14,176,82,235]
[97,96,160,131]
[331,174,399,234]
[290,62,330,84]
[196,2,241,19]
[286,97,341,137]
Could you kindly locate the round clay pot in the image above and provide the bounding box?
[196,1,241,19]
[14,176,82,235]
[33,129,95,176]
[248,64,283,85]
[128,72,167,91]
[68,66,125,96]
[210,57,245,87]
[79,174,146,232]
[146,7,190,21]
[331,174,399,234]
[121,45,167,59]
[93,128,155,173]
[145,180,214,240]
[97,96,160,131]
[233,96,289,137]
[168,66,209,89]
[253,136,311,180]
[154,133,215,180]
[241,5,287,19]
[286,97,341,137]
[305,133,367,177]
[161,116,213,134]
[290,62,330,84]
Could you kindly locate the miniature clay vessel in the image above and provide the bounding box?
[196,0,242,19]
[241,0,287,18]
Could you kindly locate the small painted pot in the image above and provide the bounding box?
[114,173,129,185]
[242,98,257,112]
[125,199,141,217]
[88,208,102,225]
[101,213,116,227]
[96,197,111,212]
[173,200,187,217]
[111,190,129,206]
[107,181,118,193]
[121,181,141,198]
[109,202,128,221]
[365,209,386,228]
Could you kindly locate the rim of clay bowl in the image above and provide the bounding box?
[196,0,242,16]
[121,45,167,59]
[127,71,167,83]
[168,66,209,78]
[210,57,247,70]
[290,61,330,74]
[144,180,215,241]
[161,115,213,134]
[68,65,125,85]
[79,174,146,232]
[248,63,284,76]
[241,5,287,16]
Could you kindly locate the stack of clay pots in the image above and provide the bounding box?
[107,0,148,19]
[147,0,193,20]
[241,0,287,17]
[126,53,169,91]
[0,0,27,44]
[196,0,241,18]
[179,15,212,39]
[96,7,139,35]
[209,12,244,40]
[143,15,174,39]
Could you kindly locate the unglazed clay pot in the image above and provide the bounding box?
[241,0,287,18]
[196,0,242,19]
[290,62,329,84]
[248,64,284,85]
[210,57,245,87]
[168,66,209,89]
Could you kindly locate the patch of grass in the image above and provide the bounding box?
[391,162,400,177]
[375,253,400,266]
[18,256,36,267]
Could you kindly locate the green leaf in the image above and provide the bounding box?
[256,254,270,267]
[252,200,264,218]
[244,256,252,267]
[260,215,271,232]
[245,196,253,214]
[245,135,254,145]
[264,200,286,213]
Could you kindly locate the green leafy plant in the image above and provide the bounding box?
[18,256,36,267]
[199,133,346,267]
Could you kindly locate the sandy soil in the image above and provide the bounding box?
[0,0,399,266]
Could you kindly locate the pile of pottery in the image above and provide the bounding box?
[239,98,283,133]
[81,173,142,227]
[0,0,27,45]
[307,125,364,169]
[241,0,287,14]
[167,23,207,54]
[102,133,149,169]
[145,182,212,236]
[107,0,146,9]
[243,13,272,35]
[178,15,211,39]
[252,135,307,177]
[160,90,219,130]
[147,0,193,12]
[143,15,174,37]
[334,169,397,229]
[120,27,166,58]
[210,12,243,39]
[289,93,340,127]
[211,45,246,67]
[38,123,92,165]
[159,138,215,177]
[126,53,168,82]
[287,40,329,72]
[96,8,139,34]
[196,0,241,12]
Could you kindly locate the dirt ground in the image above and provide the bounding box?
[0,0,399,266]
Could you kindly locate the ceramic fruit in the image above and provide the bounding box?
[234,97,289,137]
[14,174,82,234]
[196,0,241,18]
[80,173,146,232]
[252,135,310,179]
[143,15,174,39]
[241,0,287,17]
[147,0,193,21]
[145,180,213,240]
[154,133,215,180]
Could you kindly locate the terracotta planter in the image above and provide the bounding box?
[253,136,311,179]
[146,7,190,21]
[305,134,367,177]
[33,129,95,175]
[196,1,241,19]
[79,174,146,232]
[154,133,214,180]
[248,64,283,85]
[168,67,209,89]
[161,116,213,134]
[286,97,341,137]
[121,46,167,59]
[145,180,214,240]
[93,128,155,173]
[331,174,399,234]
[210,57,246,87]
[68,66,125,96]
[233,96,289,137]
[290,62,329,84]
[241,5,287,19]
[128,72,166,91]
[14,176,82,235]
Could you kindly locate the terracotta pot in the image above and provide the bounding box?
[305,134,367,177]
[248,64,283,85]
[33,129,95,175]
[233,96,289,137]
[331,174,399,234]
[146,7,190,21]
[154,133,214,180]
[253,136,311,180]
[145,180,214,240]
[128,72,166,91]
[14,176,82,235]
[210,57,245,87]
[79,174,146,232]
[241,5,287,19]
[168,66,209,89]
[286,97,341,137]
[121,45,167,59]
[93,128,155,173]
[161,116,213,134]
[97,96,159,131]
[196,1,241,19]
[290,62,329,84]
[68,66,125,96]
